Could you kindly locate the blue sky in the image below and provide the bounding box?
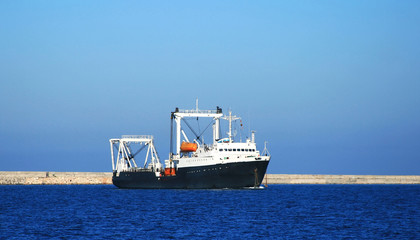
[1,1,419,174]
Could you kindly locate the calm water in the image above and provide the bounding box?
[0,185,419,239]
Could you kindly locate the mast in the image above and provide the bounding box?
[222,109,240,142]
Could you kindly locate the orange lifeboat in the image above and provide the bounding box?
[180,142,198,152]
[164,168,176,176]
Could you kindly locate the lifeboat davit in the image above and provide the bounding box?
[180,142,198,152]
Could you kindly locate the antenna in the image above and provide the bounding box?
[247,110,251,139]
[196,98,199,111]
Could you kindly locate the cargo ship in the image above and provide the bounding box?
[109,104,270,189]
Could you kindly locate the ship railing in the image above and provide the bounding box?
[121,135,154,140]
[123,167,154,173]
[178,109,218,114]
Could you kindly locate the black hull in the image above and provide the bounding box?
[112,161,269,189]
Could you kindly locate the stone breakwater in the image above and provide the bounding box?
[0,172,112,185]
[1,172,419,185]
[262,174,420,184]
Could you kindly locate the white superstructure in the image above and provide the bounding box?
[170,104,269,170]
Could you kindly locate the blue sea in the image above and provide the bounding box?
[0,185,419,239]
